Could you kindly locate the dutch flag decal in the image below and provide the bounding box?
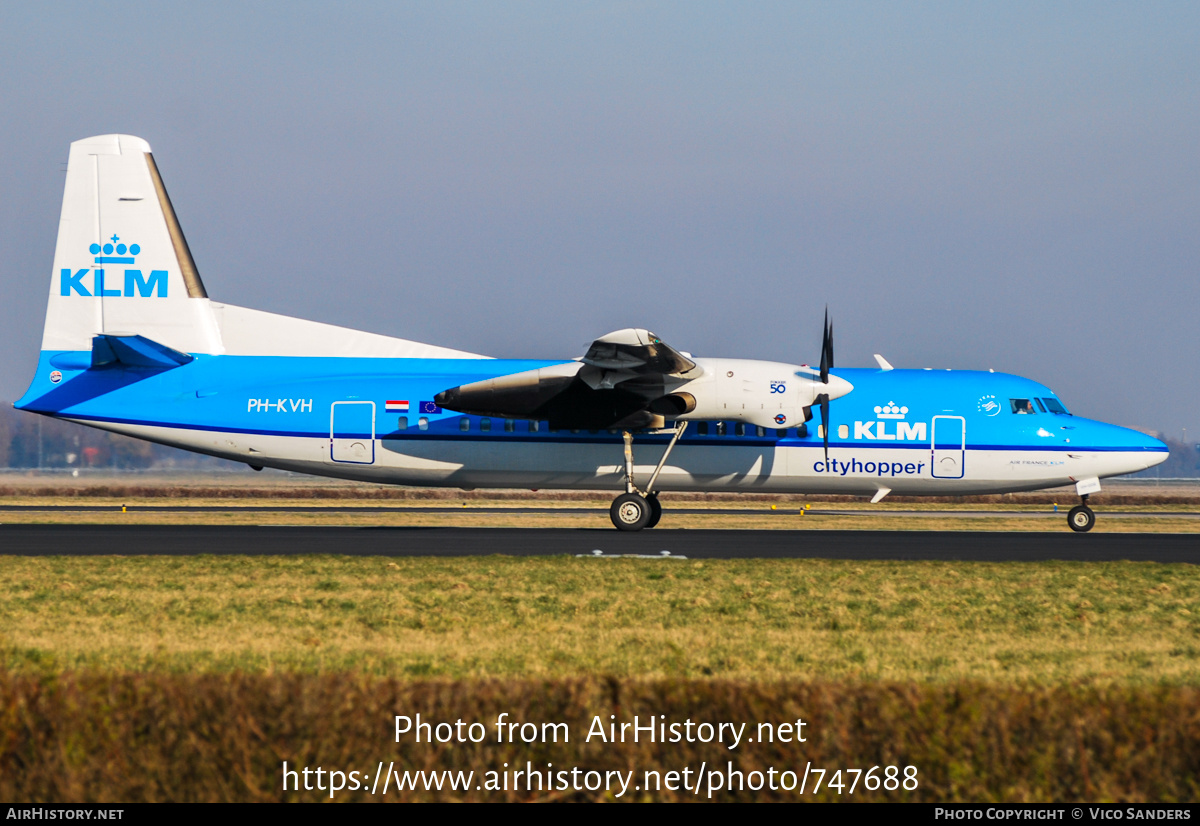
[386,400,410,412]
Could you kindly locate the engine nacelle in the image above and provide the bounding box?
[667,358,842,430]
[648,392,697,417]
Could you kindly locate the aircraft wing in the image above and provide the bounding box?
[434,328,698,429]
[580,329,695,376]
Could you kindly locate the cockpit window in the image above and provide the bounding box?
[1034,398,1046,413]
[1010,398,1037,414]
[1041,397,1070,415]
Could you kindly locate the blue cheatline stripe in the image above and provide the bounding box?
[56,413,1166,453]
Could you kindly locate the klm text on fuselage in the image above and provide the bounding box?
[854,420,926,440]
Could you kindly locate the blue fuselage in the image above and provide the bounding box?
[16,352,1168,494]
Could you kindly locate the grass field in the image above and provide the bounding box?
[2,555,1198,682]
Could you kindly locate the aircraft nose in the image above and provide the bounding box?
[1137,432,1170,471]
[1097,424,1170,473]
[825,373,854,400]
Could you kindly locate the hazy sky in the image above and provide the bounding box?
[2,2,1197,438]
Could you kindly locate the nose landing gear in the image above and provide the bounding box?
[1067,494,1096,533]
[609,424,687,531]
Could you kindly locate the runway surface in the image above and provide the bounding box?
[0,525,1196,561]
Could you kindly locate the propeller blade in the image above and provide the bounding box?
[826,318,834,371]
[819,309,830,384]
[819,393,830,459]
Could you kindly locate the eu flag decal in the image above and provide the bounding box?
[419,401,442,415]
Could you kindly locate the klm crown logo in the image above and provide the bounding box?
[90,236,141,264]
[61,235,167,298]
[874,402,908,420]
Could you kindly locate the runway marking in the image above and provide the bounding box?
[576,549,688,560]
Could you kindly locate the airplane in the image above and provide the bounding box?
[14,135,1169,533]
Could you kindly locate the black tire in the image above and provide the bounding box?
[645,494,663,529]
[1067,505,1095,533]
[611,493,650,531]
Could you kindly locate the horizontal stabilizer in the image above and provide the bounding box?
[91,333,194,370]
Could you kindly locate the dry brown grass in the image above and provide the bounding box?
[2,476,1200,505]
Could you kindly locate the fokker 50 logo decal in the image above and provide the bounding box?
[60,235,167,298]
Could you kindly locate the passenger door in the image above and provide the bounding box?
[330,401,376,464]
[931,415,965,479]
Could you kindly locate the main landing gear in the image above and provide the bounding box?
[609,423,687,531]
[1067,494,1096,533]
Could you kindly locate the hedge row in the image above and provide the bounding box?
[2,673,1198,802]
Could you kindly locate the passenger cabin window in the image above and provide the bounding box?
[697,422,709,436]
[397,416,408,430]
[418,417,429,431]
[1010,399,1037,415]
[504,419,515,432]
[480,418,491,432]
[756,426,767,437]
[1041,397,1070,415]
[460,417,471,431]
[735,423,746,437]
[776,428,789,437]
[716,422,727,436]
[528,420,539,432]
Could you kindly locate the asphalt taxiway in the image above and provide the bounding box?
[0,525,1196,562]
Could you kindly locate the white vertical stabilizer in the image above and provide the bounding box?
[41,134,487,360]
[44,134,223,354]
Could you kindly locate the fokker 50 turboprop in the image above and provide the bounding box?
[16,135,1168,531]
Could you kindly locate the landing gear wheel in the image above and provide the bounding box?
[645,494,663,528]
[1068,505,1095,533]
[611,493,651,531]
